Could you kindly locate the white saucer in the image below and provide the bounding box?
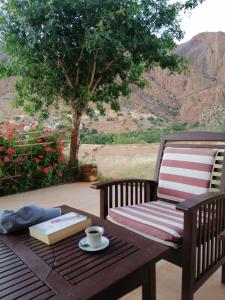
[79,236,109,252]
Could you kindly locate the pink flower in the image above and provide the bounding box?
[4,157,10,163]
[0,146,3,152]
[39,155,44,159]
[43,168,49,174]
[6,131,13,138]
[53,162,58,167]
[45,147,51,153]
[59,155,64,161]
[57,145,63,152]
[36,138,42,143]
[58,172,63,177]
[7,148,15,155]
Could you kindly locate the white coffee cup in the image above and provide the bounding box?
[85,226,104,248]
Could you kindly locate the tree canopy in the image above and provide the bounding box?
[0,0,205,163]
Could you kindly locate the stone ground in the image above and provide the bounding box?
[0,182,224,300]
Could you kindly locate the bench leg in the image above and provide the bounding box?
[142,264,156,300]
[181,267,194,300]
[222,263,225,284]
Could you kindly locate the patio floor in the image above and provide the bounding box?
[0,182,224,300]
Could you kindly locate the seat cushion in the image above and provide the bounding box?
[108,201,184,248]
[157,147,217,202]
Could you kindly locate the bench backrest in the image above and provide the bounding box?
[154,132,225,204]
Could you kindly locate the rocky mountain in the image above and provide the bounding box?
[123,31,225,123]
[1,31,225,126]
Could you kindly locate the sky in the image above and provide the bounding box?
[178,0,225,43]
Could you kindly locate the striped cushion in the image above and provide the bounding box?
[108,201,184,248]
[157,147,217,202]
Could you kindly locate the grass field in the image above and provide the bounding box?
[79,144,159,180]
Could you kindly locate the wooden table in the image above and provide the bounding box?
[0,205,170,300]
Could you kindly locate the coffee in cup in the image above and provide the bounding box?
[85,226,104,248]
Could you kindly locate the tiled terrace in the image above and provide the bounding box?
[0,182,224,300]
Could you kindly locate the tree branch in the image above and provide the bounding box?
[75,47,84,85]
[88,50,99,91]
[57,59,73,89]
[91,60,115,92]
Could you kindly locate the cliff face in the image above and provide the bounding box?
[1,32,225,124]
[124,31,225,123]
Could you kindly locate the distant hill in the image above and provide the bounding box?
[124,31,225,123]
[1,31,225,128]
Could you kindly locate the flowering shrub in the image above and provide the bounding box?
[0,128,71,196]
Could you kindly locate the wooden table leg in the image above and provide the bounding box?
[142,264,156,300]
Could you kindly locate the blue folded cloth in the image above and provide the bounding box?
[0,205,61,234]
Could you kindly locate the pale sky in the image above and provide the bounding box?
[178,0,225,43]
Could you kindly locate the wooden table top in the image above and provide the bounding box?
[0,205,170,300]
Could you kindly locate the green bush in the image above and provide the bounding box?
[0,128,70,196]
[80,123,191,145]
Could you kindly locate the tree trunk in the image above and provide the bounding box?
[69,109,82,169]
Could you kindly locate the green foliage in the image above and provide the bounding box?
[0,128,70,196]
[80,122,193,144]
[0,0,204,115]
[0,0,205,162]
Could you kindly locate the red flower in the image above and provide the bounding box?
[45,147,51,153]
[59,155,64,161]
[4,157,10,163]
[53,162,58,167]
[43,168,49,174]
[60,131,65,136]
[56,138,62,143]
[6,131,13,138]
[42,142,48,147]
[39,155,44,159]
[7,148,15,155]
[58,172,63,177]
[0,146,3,152]
[34,158,40,163]
[36,138,42,143]
[48,165,53,171]
[57,145,63,152]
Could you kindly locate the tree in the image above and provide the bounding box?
[0,0,205,168]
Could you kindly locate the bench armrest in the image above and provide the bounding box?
[176,192,225,213]
[91,179,157,189]
[91,179,158,219]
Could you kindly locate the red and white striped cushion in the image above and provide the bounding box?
[157,147,217,202]
[108,201,184,248]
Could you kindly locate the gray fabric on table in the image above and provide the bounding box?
[0,205,61,234]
